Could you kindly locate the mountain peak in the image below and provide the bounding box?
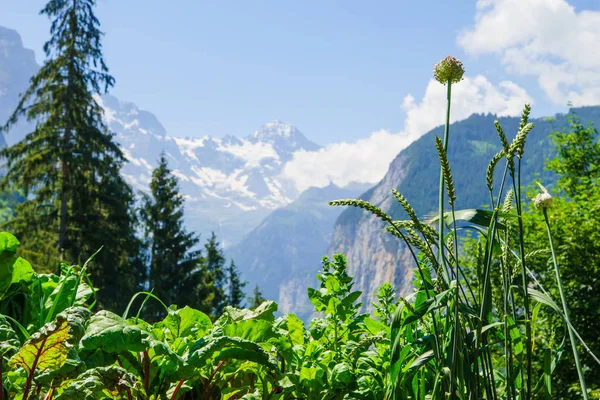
[99,95,167,137]
[249,120,297,140]
[246,120,321,153]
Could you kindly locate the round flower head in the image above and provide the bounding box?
[433,56,465,85]
[533,182,553,210]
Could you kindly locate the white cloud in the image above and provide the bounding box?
[458,0,600,105]
[281,130,412,192]
[281,75,531,192]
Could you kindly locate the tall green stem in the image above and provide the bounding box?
[512,162,532,399]
[438,81,452,276]
[543,209,588,399]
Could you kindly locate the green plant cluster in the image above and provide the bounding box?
[0,234,393,399]
[330,90,599,397]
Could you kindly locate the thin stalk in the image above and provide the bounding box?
[117,357,133,400]
[438,79,454,398]
[476,162,510,399]
[170,379,185,400]
[389,222,446,394]
[201,360,226,399]
[543,209,588,399]
[438,81,452,277]
[512,160,532,399]
[390,223,443,360]
[43,387,55,400]
[450,206,462,398]
[143,350,150,396]
[22,336,47,400]
[498,225,516,400]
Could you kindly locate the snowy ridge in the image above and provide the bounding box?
[97,95,321,246]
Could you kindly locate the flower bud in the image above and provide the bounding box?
[533,192,552,210]
[433,56,465,85]
[533,182,553,210]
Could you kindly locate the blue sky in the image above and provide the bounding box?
[1,0,599,156]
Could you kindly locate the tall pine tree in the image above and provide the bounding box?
[0,0,143,310]
[202,233,227,317]
[226,259,246,308]
[248,285,266,310]
[140,154,204,319]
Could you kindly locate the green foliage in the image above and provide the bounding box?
[0,235,391,399]
[521,113,600,397]
[332,103,598,399]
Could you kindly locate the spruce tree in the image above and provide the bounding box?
[140,154,203,319]
[226,259,247,308]
[203,232,227,316]
[0,0,143,310]
[248,285,266,310]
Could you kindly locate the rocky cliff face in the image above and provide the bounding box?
[328,153,416,304]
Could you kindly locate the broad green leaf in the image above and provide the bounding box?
[309,318,328,341]
[407,350,434,370]
[529,289,563,317]
[428,209,512,230]
[188,336,278,370]
[158,306,212,339]
[326,297,341,316]
[287,314,305,346]
[0,232,34,300]
[299,365,325,384]
[506,316,524,356]
[223,319,275,343]
[341,291,362,308]
[324,275,341,292]
[44,266,96,324]
[8,307,90,374]
[54,366,136,399]
[0,231,20,253]
[307,288,326,312]
[0,314,20,360]
[155,306,212,354]
[80,310,169,355]
[330,362,354,389]
[220,300,277,322]
[222,387,251,400]
[363,317,388,335]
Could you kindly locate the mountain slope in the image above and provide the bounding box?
[0,26,321,247]
[329,107,600,303]
[229,182,369,319]
[0,26,37,147]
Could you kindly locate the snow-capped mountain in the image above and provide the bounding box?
[100,94,321,245]
[0,25,321,246]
